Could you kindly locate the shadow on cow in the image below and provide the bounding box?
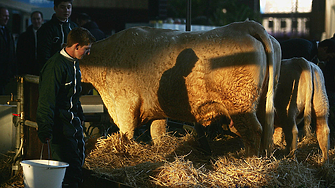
[158,48,197,120]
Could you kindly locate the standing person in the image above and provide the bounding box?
[280,38,335,94]
[36,27,96,188]
[280,38,335,67]
[76,13,106,41]
[0,7,16,95]
[16,11,44,75]
[37,0,77,73]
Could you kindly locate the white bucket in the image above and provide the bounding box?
[20,160,69,188]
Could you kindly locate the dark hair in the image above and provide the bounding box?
[54,0,73,7]
[319,39,335,53]
[66,27,96,47]
[77,13,91,22]
[31,11,43,19]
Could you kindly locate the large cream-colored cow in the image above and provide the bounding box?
[274,57,330,161]
[80,20,281,157]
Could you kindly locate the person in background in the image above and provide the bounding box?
[17,11,44,75]
[76,12,105,95]
[280,37,335,92]
[322,35,335,135]
[76,13,106,41]
[37,0,77,73]
[280,38,335,68]
[36,27,96,188]
[0,7,16,95]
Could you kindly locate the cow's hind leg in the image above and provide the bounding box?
[232,113,262,157]
[281,119,298,158]
[315,117,330,162]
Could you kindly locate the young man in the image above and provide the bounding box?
[36,27,96,188]
[37,0,77,73]
[17,11,44,75]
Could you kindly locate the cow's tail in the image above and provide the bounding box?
[300,58,313,138]
[249,21,281,155]
[264,35,280,155]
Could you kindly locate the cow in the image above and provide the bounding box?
[79,20,281,157]
[274,57,330,162]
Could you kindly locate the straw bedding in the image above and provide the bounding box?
[0,153,24,188]
[84,129,335,188]
[1,126,334,187]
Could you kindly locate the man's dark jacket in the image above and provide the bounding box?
[280,38,318,63]
[0,26,16,85]
[17,25,39,75]
[36,49,84,143]
[37,14,77,72]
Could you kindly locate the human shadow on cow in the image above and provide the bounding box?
[158,48,197,120]
[157,48,211,154]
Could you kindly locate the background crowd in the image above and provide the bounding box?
[0,1,105,95]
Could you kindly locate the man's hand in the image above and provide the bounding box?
[45,138,50,144]
[38,131,52,144]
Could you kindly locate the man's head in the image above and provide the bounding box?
[66,27,96,59]
[31,11,43,30]
[54,0,73,22]
[318,39,335,62]
[0,7,9,27]
[76,13,91,27]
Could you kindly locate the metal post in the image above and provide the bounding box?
[14,77,22,155]
[186,0,191,31]
[19,77,24,156]
[12,76,24,174]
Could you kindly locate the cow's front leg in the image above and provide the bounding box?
[113,99,141,140]
[150,118,168,144]
[194,123,211,155]
[117,117,137,140]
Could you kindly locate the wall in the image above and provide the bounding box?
[0,105,17,154]
[325,0,335,39]
[73,0,148,9]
